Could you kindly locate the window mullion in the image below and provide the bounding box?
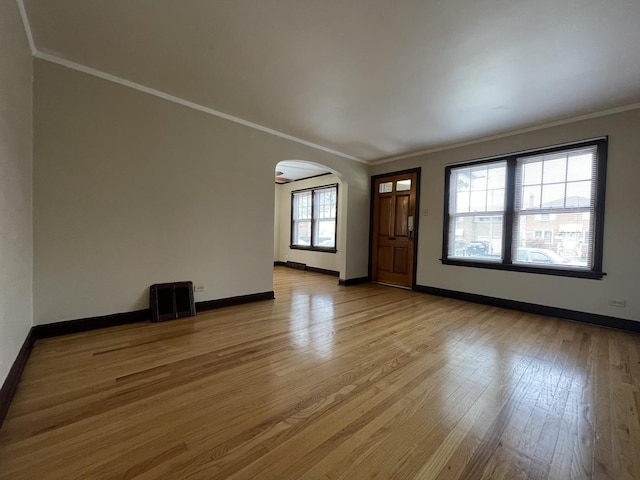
[564,154,569,208]
[503,157,517,265]
[290,194,296,246]
[310,190,316,247]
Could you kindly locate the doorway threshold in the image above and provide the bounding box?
[372,281,412,290]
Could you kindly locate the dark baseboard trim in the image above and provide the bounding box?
[32,290,278,340]
[276,261,338,277]
[0,289,275,431]
[339,276,370,286]
[273,261,286,266]
[0,328,35,428]
[305,266,339,277]
[414,284,640,333]
[196,291,275,312]
[285,261,307,271]
[33,309,150,339]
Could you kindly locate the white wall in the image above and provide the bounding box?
[33,60,370,325]
[373,108,640,322]
[274,174,343,274]
[273,183,280,260]
[0,0,33,384]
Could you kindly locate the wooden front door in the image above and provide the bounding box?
[371,170,419,288]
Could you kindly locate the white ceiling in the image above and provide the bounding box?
[21,0,640,163]
[276,161,331,182]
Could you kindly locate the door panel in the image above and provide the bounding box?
[371,171,419,288]
[377,246,393,272]
[395,195,409,237]
[378,196,393,237]
[393,248,408,274]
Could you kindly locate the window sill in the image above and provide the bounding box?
[290,245,337,254]
[440,258,605,280]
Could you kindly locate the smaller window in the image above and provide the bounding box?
[396,179,411,191]
[379,182,393,194]
[291,185,338,252]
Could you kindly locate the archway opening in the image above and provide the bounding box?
[273,160,346,280]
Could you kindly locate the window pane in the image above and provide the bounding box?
[487,165,506,187]
[518,147,595,211]
[567,152,593,181]
[566,181,591,207]
[523,162,542,186]
[294,221,311,245]
[396,179,411,191]
[455,191,470,213]
[450,161,505,214]
[487,189,505,211]
[470,168,487,191]
[542,156,567,184]
[541,183,566,208]
[448,215,503,260]
[469,191,486,212]
[454,169,471,192]
[293,192,311,220]
[312,187,337,247]
[513,212,591,268]
[314,188,336,219]
[314,220,336,247]
[379,182,393,193]
[521,185,541,210]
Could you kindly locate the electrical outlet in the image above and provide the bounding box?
[194,285,205,293]
[608,299,626,308]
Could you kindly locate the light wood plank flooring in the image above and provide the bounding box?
[1,267,639,479]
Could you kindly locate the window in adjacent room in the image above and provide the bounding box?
[443,138,607,279]
[291,184,338,252]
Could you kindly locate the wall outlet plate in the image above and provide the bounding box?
[608,299,626,307]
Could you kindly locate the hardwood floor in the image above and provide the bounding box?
[1,266,639,479]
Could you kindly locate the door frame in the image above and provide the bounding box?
[368,167,422,289]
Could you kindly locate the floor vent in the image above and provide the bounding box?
[149,281,196,322]
[286,261,307,271]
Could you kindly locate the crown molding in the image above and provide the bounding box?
[16,0,36,55]
[34,51,367,164]
[17,1,366,165]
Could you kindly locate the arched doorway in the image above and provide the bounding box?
[273,160,345,280]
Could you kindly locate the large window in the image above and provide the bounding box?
[443,138,607,279]
[291,184,338,252]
